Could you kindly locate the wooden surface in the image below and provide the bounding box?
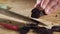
[0,0,36,34]
[0,0,60,34]
[0,0,36,17]
[38,8,60,28]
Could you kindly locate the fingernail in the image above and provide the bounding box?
[45,9,51,14]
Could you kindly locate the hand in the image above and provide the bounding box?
[35,0,60,14]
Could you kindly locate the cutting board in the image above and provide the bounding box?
[38,8,60,28]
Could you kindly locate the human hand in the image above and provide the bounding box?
[35,0,60,14]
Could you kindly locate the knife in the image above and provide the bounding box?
[0,8,47,26]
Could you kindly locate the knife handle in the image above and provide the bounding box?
[0,22,19,31]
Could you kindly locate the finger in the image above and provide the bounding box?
[41,0,50,9]
[49,1,60,14]
[45,2,60,14]
[34,0,42,7]
[35,0,44,10]
[40,0,45,7]
[45,0,59,14]
[36,0,41,4]
[46,0,59,9]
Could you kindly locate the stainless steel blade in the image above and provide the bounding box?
[0,9,47,26]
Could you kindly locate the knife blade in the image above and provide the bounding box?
[0,9,47,26]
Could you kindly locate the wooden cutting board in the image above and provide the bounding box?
[38,8,60,28]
